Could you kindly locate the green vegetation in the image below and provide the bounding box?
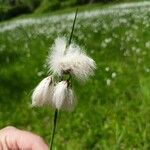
[0,0,145,21]
[0,1,150,149]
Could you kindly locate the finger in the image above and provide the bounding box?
[0,126,49,150]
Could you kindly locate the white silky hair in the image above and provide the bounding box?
[47,37,67,75]
[47,37,96,81]
[52,81,75,111]
[32,76,54,107]
[63,43,96,80]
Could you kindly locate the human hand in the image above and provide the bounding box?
[0,126,49,150]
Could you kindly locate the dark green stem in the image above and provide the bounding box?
[68,8,78,46]
[50,109,58,150]
[49,9,78,150]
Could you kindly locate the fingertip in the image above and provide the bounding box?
[0,127,49,150]
[18,130,49,150]
[31,136,49,150]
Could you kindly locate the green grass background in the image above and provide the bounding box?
[0,1,150,149]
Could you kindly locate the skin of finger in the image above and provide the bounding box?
[0,127,14,150]
[0,126,49,150]
[0,137,8,150]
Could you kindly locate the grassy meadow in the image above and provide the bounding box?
[0,1,150,149]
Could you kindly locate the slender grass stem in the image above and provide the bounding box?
[68,8,78,46]
[49,8,78,150]
[50,109,58,150]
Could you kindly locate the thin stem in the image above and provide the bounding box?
[49,9,78,150]
[50,109,58,150]
[64,8,78,54]
[68,8,78,46]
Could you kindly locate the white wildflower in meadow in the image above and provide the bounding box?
[145,41,150,48]
[111,72,117,78]
[105,67,110,72]
[104,38,112,43]
[101,41,107,48]
[136,48,141,54]
[47,37,96,81]
[106,78,111,86]
[32,76,54,106]
[145,68,150,73]
[52,81,75,111]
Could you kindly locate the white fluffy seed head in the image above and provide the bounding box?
[65,44,96,80]
[47,37,67,75]
[47,37,96,81]
[52,81,75,111]
[32,76,54,107]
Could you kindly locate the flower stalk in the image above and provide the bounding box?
[49,8,78,150]
[32,6,96,150]
[50,109,58,150]
[68,8,78,46]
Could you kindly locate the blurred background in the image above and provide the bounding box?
[0,0,144,21]
[0,0,150,149]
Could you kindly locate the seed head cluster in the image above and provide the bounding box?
[32,37,96,111]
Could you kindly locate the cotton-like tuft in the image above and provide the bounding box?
[64,43,96,80]
[47,37,67,75]
[52,81,75,111]
[32,76,54,107]
[47,37,96,81]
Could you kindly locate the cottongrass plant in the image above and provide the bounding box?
[32,9,96,150]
